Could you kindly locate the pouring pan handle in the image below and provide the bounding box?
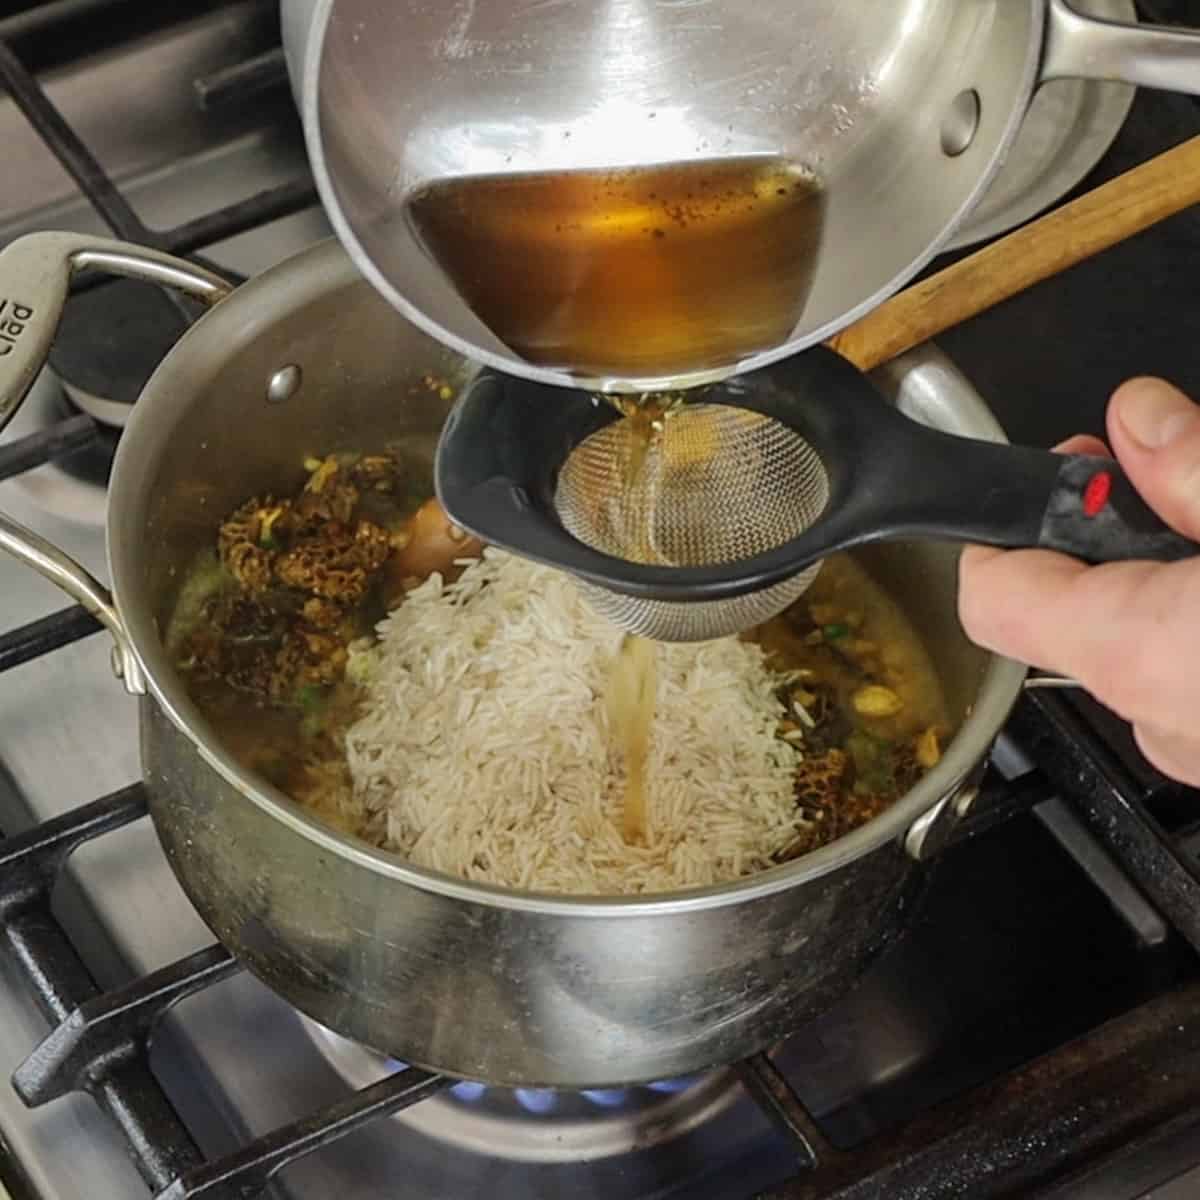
[0,232,233,695]
[1042,0,1200,94]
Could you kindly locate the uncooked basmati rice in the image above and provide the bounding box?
[343,549,807,895]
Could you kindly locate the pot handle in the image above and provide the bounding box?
[0,232,232,434]
[904,763,987,863]
[1042,0,1200,94]
[0,516,148,692]
[0,232,234,696]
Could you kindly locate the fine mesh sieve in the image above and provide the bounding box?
[553,405,829,640]
[435,349,1199,648]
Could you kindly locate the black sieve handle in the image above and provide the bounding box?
[1036,455,1197,563]
[745,347,1199,569]
[870,423,1199,566]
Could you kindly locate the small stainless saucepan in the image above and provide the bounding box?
[0,232,1023,1086]
[282,0,1200,390]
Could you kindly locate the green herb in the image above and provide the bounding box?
[823,623,849,641]
[295,684,327,738]
[846,729,896,796]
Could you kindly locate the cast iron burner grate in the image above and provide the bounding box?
[0,0,317,481]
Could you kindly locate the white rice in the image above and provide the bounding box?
[343,549,806,895]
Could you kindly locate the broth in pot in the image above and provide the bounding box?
[167,441,951,894]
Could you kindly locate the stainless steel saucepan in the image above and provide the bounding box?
[282,0,1200,391]
[0,231,1022,1087]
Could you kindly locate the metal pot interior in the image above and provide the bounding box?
[308,0,1041,386]
[110,239,1018,896]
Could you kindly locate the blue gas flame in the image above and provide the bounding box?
[386,1057,694,1112]
[513,1088,558,1114]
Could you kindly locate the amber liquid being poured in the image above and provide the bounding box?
[406,156,826,380]
[599,397,687,844]
[605,633,657,845]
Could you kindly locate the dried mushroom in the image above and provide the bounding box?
[175,451,459,708]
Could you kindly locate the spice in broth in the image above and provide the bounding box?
[406,156,826,380]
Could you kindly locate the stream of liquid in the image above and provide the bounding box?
[598,398,678,844]
[406,156,826,380]
[605,632,657,845]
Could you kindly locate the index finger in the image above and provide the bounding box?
[1056,434,1109,457]
[959,547,1200,730]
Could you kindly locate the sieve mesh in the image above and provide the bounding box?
[554,404,830,641]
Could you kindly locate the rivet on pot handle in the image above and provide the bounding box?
[0,232,234,696]
[1042,0,1200,95]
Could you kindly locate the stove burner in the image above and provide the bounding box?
[0,366,109,525]
[44,386,118,486]
[2,281,198,516]
[305,1020,741,1163]
[47,279,185,430]
[512,1087,559,1115]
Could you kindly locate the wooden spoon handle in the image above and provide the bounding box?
[827,133,1200,373]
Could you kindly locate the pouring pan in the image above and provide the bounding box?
[284,0,1200,390]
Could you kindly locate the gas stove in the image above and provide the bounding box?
[2,3,1200,1199]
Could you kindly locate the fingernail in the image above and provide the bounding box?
[1117,378,1199,450]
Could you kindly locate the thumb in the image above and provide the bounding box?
[1107,377,1200,540]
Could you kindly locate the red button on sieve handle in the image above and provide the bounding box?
[1082,471,1112,518]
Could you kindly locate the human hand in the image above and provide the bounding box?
[959,377,1200,786]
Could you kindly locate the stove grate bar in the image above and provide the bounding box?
[736,1053,825,1169]
[13,943,239,1106]
[157,1066,450,1200]
[0,38,205,329]
[1011,689,1200,955]
[193,47,290,113]
[0,786,229,1197]
[0,413,98,483]
[0,791,457,1200]
[0,39,150,245]
[0,605,102,674]
[0,414,105,671]
[162,179,319,263]
[0,33,315,300]
[755,976,1200,1200]
[0,784,149,917]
